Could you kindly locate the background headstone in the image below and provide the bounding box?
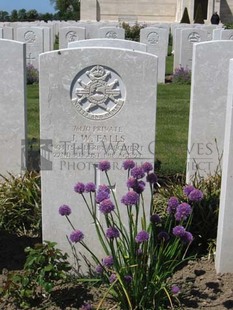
[186,41,233,182]
[0,39,27,176]
[59,27,86,49]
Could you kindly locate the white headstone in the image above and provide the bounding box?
[215,58,233,273]
[98,27,125,39]
[186,41,233,182]
[59,27,86,48]
[0,39,27,176]
[140,27,168,83]
[68,38,147,52]
[17,27,44,69]
[40,47,157,268]
[3,27,14,40]
[220,29,233,40]
[179,28,209,70]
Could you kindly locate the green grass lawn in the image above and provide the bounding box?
[27,71,191,175]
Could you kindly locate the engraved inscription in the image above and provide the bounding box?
[71,65,125,120]
[147,32,159,44]
[188,32,201,43]
[66,31,78,42]
[24,31,36,43]
[230,35,233,40]
[105,31,118,39]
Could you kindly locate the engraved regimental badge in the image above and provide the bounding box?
[71,65,125,120]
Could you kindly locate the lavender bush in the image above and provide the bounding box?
[59,160,202,309]
[173,65,191,85]
[26,64,39,85]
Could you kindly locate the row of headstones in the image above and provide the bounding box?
[0,22,170,82]
[171,23,233,71]
[1,36,233,272]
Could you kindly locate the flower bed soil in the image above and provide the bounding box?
[1,231,233,309]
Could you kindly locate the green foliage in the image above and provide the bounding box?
[26,64,39,85]
[0,172,41,236]
[173,66,191,85]
[194,3,205,24]
[121,22,145,42]
[224,23,233,29]
[50,0,80,20]
[61,164,195,309]
[156,84,190,175]
[180,7,190,23]
[154,173,221,255]
[0,241,71,309]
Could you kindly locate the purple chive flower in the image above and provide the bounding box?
[183,185,195,196]
[80,302,93,310]
[122,159,136,170]
[109,273,117,283]
[131,166,145,179]
[85,182,96,193]
[95,264,103,274]
[188,189,204,202]
[146,172,158,184]
[150,214,161,224]
[98,184,110,194]
[133,180,146,194]
[135,230,149,243]
[59,204,71,216]
[99,199,115,214]
[121,191,139,206]
[167,196,179,214]
[158,231,170,242]
[137,248,143,256]
[98,160,111,171]
[96,190,110,203]
[106,227,120,239]
[181,231,194,243]
[70,230,84,243]
[126,177,138,189]
[171,285,180,295]
[124,275,132,284]
[172,225,186,237]
[175,203,192,221]
[74,182,85,194]
[142,162,153,173]
[103,255,114,267]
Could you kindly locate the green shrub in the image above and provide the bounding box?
[0,172,41,236]
[0,241,71,309]
[121,22,145,42]
[26,64,39,85]
[154,173,221,255]
[180,7,190,23]
[173,66,191,85]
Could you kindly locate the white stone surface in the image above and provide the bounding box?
[213,28,223,40]
[68,38,147,51]
[59,27,86,49]
[3,27,14,40]
[140,27,168,83]
[179,28,209,70]
[0,39,27,176]
[220,29,233,40]
[40,47,157,269]
[186,41,233,182]
[215,58,233,273]
[98,27,125,39]
[17,27,44,68]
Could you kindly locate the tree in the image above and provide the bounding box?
[17,9,27,20]
[50,0,80,20]
[10,9,18,21]
[180,7,190,24]
[194,3,205,24]
[26,9,39,21]
[0,11,9,21]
